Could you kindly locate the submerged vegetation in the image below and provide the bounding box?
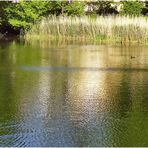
[25,15,148,44]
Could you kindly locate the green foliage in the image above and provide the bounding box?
[47,1,85,16]
[0,1,85,33]
[64,2,85,16]
[4,1,50,30]
[0,2,9,25]
[47,1,66,16]
[120,1,144,16]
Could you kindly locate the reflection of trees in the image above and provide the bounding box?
[0,40,45,146]
[0,41,17,122]
[100,46,148,146]
[0,40,21,146]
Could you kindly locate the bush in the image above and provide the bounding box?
[120,1,144,16]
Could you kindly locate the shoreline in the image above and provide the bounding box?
[1,34,148,46]
[24,34,148,45]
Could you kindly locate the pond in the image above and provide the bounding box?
[0,39,148,147]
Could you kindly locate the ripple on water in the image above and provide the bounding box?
[1,43,148,146]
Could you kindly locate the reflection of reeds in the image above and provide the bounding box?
[25,15,148,44]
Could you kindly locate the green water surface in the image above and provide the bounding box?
[0,40,148,146]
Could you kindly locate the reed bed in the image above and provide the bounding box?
[25,15,148,44]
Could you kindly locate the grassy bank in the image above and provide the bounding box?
[25,15,148,44]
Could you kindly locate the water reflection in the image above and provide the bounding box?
[0,40,148,146]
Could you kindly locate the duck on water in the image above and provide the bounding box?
[130,56,135,59]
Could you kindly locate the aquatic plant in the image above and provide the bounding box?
[25,15,148,44]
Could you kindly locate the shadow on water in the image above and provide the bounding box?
[20,66,148,72]
[0,36,25,49]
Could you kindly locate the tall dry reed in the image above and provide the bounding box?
[25,15,148,44]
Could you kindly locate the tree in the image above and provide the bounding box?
[4,1,50,31]
[96,1,118,15]
[86,1,118,15]
[64,1,85,16]
[47,1,85,16]
[142,1,148,16]
[120,1,144,16]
